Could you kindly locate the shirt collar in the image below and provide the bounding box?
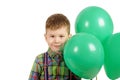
[47,48,63,58]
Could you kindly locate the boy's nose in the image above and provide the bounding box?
[54,37,60,42]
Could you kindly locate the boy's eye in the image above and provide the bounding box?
[50,35,55,38]
[60,35,64,38]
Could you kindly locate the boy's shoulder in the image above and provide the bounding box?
[37,53,45,58]
[35,52,46,64]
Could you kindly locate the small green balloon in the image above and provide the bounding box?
[64,33,104,79]
[75,6,113,42]
[104,32,120,79]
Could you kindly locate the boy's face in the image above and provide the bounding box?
[45,26,71,53]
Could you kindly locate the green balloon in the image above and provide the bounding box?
[64,33,104,79]
[75,6,113,42]
[104,32,120,79]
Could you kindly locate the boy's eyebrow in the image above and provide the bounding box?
[46,33,55,35]
[47,33,66,36]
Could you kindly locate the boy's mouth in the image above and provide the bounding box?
[54,45,60,48]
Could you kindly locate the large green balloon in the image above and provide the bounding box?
[104,32,120,79]
[64,33,104,79]
[75,6,113,42]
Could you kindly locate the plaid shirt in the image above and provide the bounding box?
[28,49,81,80]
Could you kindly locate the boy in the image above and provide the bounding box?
[28,13,81,80]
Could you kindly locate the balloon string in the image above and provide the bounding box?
[96,76,97,80]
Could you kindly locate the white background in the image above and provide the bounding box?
[0,0,120,80]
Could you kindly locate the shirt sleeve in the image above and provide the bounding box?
[28,56,43,80]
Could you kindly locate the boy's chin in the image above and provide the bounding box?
[54,49,60,52]
[51,46,64,52]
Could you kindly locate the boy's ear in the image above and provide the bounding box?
[44,33,47,40]
[69,34,72,38]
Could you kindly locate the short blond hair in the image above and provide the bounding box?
[45,13,70,34]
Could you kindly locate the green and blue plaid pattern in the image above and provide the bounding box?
[28,49,81,80]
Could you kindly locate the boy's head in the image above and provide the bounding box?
[44,13,71,52]
[45,13,70,34]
